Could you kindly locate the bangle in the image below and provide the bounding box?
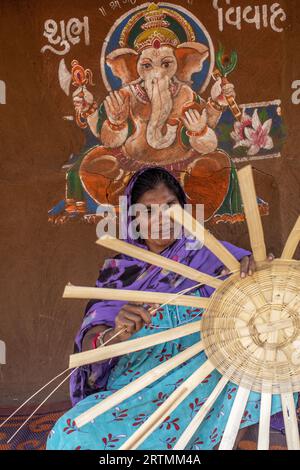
[208,97,226,112]
[92,327,114,349]
[106,119,128,131]
[82,101,98,118]
[186,125,209,138]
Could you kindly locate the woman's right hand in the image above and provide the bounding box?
[114,303,155,342]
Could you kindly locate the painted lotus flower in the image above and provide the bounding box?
[230,109,274,156]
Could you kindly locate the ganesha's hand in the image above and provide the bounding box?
[104,90,130,126]
[211,77,236,108]
[73,86,95,113]
[182,108,208,133]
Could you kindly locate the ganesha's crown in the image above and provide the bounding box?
[135,4,180,52]
[119,3,195,52]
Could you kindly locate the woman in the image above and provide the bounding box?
[46,167,282,450]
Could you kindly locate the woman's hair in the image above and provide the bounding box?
[131,167,186,207]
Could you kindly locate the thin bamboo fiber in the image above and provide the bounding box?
[281,392,300,450]
[63,284,209,309]
[281,216,300,259]
[75,341,204,428]
[97,236,222,289]
[119,359,215,450]
[174,376,229,449]
[165,205,240,272]
[69,320,202,368]
[218,386,251,450]
[257,392,272,450]
[236,165,266,262]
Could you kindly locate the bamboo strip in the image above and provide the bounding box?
[119,359,215,450]
[257,392,272,450]
[97,236,222,289]
[281,216,300,259]
[281,392,300,450]
[63,285,209,309]
[165,205,240,272]
[218,386,251,450]
[75,341,204,428]
[69,321,202,368]
[236,165,267,262]
[174,376,229,450]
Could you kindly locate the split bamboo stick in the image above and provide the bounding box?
[165,205,240,272]
[75,341,204,428]
[63,284,209,309]
[218,386,251,450]
[281,392,300,450]
[174,376,229,449]
[237,165,267,262]
[119,359,215,450]
[97,236,222,289]
[281,216,300,259]
[257,392,272,450]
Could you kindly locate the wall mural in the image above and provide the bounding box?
[47,2,286,225]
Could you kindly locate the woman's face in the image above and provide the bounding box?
[133,182,181,254]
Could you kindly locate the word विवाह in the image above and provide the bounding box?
[213,0,287,32]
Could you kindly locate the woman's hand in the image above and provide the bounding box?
[113,303,155,342]
[220,253,275,278]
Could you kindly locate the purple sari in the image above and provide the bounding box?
[69,166,253,407]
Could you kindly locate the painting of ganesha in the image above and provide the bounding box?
[51,2,270,224]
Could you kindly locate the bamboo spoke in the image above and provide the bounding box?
[174,376,229,450]
[63,285,209,309]
[237,165,266,262]
[97,236,222,289]
[257,392,272,450]
[165,205,240,272]
[69,321,202,368]
[281,392,300,450]
[281,216,300,259]
[119,359,215,450]
[75,342,204,428]
[218,386,251,450]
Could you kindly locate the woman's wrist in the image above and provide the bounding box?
[92,327,114,348]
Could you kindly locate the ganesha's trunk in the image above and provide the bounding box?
[145,77,178,150]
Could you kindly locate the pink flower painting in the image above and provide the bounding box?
[231,109,274,156]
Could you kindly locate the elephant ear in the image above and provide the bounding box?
[106,48,140,85]
[175,42,209,84]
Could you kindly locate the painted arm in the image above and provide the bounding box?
[100,89,130,148]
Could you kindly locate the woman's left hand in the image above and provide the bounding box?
[220,253,275,278]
